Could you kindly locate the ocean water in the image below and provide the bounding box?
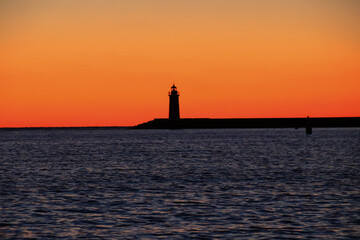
[0,128,359,239]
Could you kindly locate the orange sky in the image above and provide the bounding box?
[1,0,360,127]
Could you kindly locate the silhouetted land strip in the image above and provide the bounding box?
[1,118,359,130]
[133,117,360,129]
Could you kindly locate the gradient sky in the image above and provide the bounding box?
[1,0,359,127]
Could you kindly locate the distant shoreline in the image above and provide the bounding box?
[134,117,360,129]
[1,117,360,130]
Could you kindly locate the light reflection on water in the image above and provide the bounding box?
[0,128,359,239]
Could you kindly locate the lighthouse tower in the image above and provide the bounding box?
[169,84,180,120]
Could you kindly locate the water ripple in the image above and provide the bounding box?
[0,128,359,239]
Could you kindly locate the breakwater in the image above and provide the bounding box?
[133,117,360,129]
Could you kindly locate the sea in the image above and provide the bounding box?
[0,128,359,239]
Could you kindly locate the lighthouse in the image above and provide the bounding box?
[169,84,180,120]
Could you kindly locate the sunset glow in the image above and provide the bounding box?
[1,0,359,127]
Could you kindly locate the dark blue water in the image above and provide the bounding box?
[1,128,359,239]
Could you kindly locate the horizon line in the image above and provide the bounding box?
[2,116,360,129]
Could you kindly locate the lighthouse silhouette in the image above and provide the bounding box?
[169,84,180,120]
